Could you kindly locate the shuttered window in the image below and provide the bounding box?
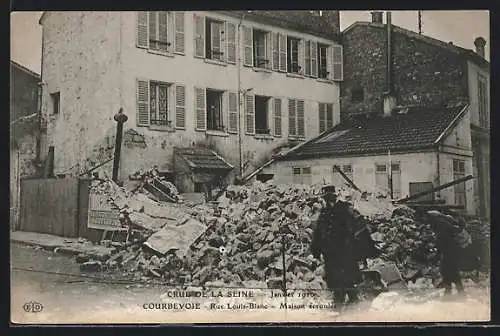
[278,34,287,72]
[149,81,169,126]
[253,29,270,69]
[137,11,183,54]
[310,42,318,77]
[228,91,238,133]
[287,98,305,138]
[273,98,282,137]
[245,94,255,134]
[226,22,236,64]
[293,167,312,185]
[287,37,300,74]
[318,44,328,79]
[242,26,253,67]
[304,40,311,76]
[149,12,169,52]
[174,12,185,53]
[271,32,279,71]
[453,159,467,207]
[194,14,205,58]
[136,80,149,126]
[194,87,206,131]
[175,85,186,129]
[332,45,343,81]
[318,103,334,133]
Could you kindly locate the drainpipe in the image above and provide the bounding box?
[237,13,246,180]
[386,11,392,95]
[36,22,46,164]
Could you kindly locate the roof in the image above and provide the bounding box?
[278,104,468,160]
[10,60,40,80]
[342,21,489,69]
[175,147,234,170]
[223,10,340,41]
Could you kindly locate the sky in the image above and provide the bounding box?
[10,10,490,75]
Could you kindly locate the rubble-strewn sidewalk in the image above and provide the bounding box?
[10,231,115,261]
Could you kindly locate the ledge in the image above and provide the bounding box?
[286,73,305,79]
[316,78,334,84]
[204,58,227,67]
[147,49,174,58]
[254,134,274,140]
[149,125,175,132]
[253,67,272,73]
[206,130,229,137]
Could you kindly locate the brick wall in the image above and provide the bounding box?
[341,24,470,119]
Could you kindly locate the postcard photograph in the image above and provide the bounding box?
[10,9,491,324]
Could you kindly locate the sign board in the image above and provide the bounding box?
[87,192,121,230]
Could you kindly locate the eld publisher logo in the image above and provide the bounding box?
[23,301,43,313]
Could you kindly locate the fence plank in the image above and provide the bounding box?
[19,178,80,238]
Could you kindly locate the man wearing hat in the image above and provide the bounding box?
[311,185,377,311]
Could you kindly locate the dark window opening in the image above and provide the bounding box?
[50,92,60,115]
[287,37,300,74]
[206,89,224,131]
[255,95,270,134]
[194,182,204,193]
[253,29,269,68]
[351,87,364,103]
[150,81,170,126]
[158,172,175,184]
[317,43,328,79]
[205,18,224,61]
[256,173,274,183]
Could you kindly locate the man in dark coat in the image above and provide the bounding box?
[425,210,466,296]
[311,185,379,310]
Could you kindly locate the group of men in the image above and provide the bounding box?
[310,185,471,312]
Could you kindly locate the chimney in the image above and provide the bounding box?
[474,37,486,58]
[371,11,383,24]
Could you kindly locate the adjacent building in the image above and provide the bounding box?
[266,12,490,217]
[38,11,343,190]
[10,60,41,229]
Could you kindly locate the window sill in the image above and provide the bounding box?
[206,130,229,137]
[286,73,305,79]
[147,49,174,58]
[254,134,274,140]
[253,67,272,73]
[316,78,334,84]
[204,58,227,67]
[149,125,175,132]
[288,136,306,141]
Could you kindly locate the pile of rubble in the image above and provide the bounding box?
[80,179,489,291]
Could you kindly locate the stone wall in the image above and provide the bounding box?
[341,23,469,119]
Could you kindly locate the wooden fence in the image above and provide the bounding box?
[19,178,90,238]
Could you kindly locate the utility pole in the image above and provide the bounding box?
[112,108,128,182]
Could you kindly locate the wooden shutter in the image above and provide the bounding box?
[278,34,287,72]
[194,14,205,58]
[288,99,296,137]
[273,98,282,137]
[297,100,305,138]
[158,12,169,52]
[174,12,185,53]
[332,45,343,81]
[148,12,157,48]
[175,85,186,129]
[243,26,253,67]
[318,103,326,133]
[211,22,222,60]
[326,103,333,129]
[226,22,236,64]
[271,32,279,71]
[304,41,311,76]
[298,40,305,75]
[136,79,150,126]
[310,42,318,78]
[228,91,238,133]
[245,94,255,134]
[136,12,149,48]
[195,87,206,131]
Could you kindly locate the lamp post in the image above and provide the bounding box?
[112,108,128,182]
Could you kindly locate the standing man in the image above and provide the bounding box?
[425,210,466,296]
[311,185,377,311]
